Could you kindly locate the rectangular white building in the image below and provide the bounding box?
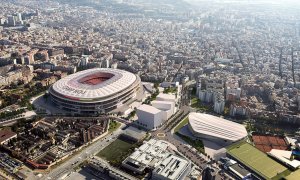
[122,139,192,180]
[152,100,175,121]
[152,154,191,180]
[136,104,163,130]
[122,139,169,174]
[156,93,177,103]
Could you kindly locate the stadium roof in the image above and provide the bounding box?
[188,113,247,142]
[52,68,137,100]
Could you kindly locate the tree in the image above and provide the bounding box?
[10,82,18,89]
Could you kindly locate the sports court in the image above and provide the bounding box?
[252,134,288,153]
[227,142,289,179]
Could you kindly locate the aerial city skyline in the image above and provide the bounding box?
[1,0,300,179]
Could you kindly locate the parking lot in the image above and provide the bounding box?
[0,153,22,173]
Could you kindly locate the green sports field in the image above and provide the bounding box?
[96,138,137,166]
[227,142,290,179]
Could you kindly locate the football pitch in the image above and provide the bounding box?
[227,142,290,179]
[97,138,136,163]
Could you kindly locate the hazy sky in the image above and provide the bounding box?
[184,0,300,5]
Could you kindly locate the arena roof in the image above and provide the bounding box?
[51,68,137,100]
[188,113,247,142]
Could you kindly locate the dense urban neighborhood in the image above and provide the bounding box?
[1,0,300,180]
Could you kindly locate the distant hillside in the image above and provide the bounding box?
[132,0,192,9]
[56,0,144,13]
[56,0,193,13]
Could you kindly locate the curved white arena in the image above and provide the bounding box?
[188,113,247,143]
[49,68,141,114]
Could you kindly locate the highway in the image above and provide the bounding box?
[43,124,125,180]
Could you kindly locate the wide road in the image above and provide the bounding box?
[151,80,209,170]
[151,107,208,170]
[43,124,125,180]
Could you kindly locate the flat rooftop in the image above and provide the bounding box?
[267,149,300,169]
[137,104,161,114]
[157,93,176,100]
[0,130,16,144]
[123,139,191,180]
[229,163,251,178]
[154,154,190,180]
[152,100,174,105]
[227,142,289,179]
[125,139,169,167]
[284,169,300,180]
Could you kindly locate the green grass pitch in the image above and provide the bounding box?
[227,142,290,179]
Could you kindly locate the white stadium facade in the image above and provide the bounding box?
[49,68,141,115]
[188,113,248,144]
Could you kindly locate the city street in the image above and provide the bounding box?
[43,124,126,180]
[43,81,203,180]
[2,1,300,180]
[150,81,210,171]
[39,79,205,180]
[152,125,208,170]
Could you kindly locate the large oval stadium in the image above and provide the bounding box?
[49,68,141,114]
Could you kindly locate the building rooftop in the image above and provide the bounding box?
[152,100,174,105]
[188,113,248,142]
[227,142,288,179]
[284,169,300,180]
[153,153,190,180]
[267,149,300,169]
[229,163,251,178]
[151,100,174,111]
[122,139,190,176]
[137,104,162,114]
[0,130,17,144]
[157,93,176,101]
